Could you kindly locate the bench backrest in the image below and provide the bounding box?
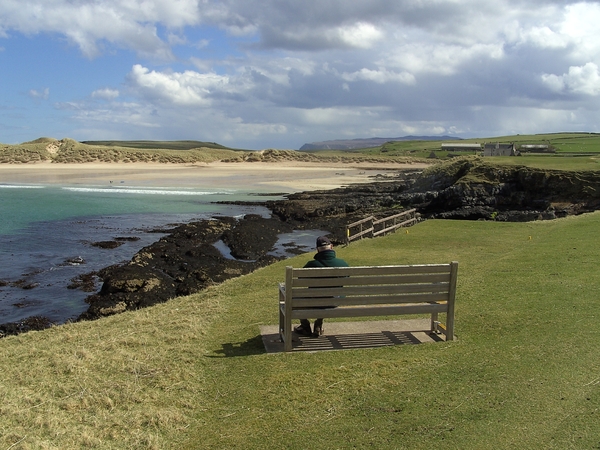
[285,262,458,310]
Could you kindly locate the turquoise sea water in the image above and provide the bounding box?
[0,183,281,325]
[0,183,263,235]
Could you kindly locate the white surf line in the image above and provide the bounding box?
[61,186,234,196]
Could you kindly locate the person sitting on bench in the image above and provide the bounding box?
[294,235,349,338]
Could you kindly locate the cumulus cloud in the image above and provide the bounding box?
[560,2,600,60]
[0,0,192,58]
[128,64,237,106]
[542,63,600,96]
[517,25,569,50]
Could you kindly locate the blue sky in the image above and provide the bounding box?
[2,0,600,150]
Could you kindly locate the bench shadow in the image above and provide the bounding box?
[210,319,451,357]
[210,334,267,358]
[260,319,450,353]
[274,330,444,353]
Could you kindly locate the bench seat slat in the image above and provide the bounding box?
[290,302,449,319]
[291,264,452,278]
[289,292,450,308]
[291,282,450,298]
[292,272,451,287]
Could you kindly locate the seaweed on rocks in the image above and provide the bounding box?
[78,215,297,320]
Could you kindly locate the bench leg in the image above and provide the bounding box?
[430,312,439,333]
[279,303,284,342]
[446,312,455,341]
[283,312,292,352]
[279,303,293,351]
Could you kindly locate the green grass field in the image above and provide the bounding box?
[1,213,600,449]
[479,155,600,171]
[354,132,600,167]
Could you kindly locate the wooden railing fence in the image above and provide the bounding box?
[345,209,419,245]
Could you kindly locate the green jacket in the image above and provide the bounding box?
[304,250,349,268]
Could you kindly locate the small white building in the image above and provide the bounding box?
[519,145,554,154]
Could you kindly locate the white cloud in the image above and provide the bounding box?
[506,3,600,60]
[194,39,210,49]
[167,33,188,46]
[29,88,49,100]
[386,41,504,76]
[560,2,600,59]
[259,22,383,51]
[128,64,234,106]
[59,100,161,128]
[228,119,288,137]
[492,106,595,135]
[91,88,120,100]
[0,0,597,65]
[542,63,600,96]
[541,73,566,93]
[298,107,365,126]
[336,22,383,49]
[518,25,568,50]
[341,68,415,85]
[0,0,192,58]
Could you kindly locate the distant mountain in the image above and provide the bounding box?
[299,136,462,151]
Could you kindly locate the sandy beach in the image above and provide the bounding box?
[0,161,429,192]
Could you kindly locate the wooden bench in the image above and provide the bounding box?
[278,262,458,352]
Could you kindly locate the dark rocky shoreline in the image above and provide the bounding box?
[3,158,600,337]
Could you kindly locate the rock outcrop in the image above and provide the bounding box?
[78,215,294,320]
[267,158,600,223]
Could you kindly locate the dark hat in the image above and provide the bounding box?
[316,236,332,247]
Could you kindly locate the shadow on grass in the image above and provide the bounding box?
[210,334,267,357]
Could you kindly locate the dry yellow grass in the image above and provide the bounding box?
[0,288,225,449]
[0,138,424,165]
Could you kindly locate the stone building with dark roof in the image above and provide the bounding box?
[483,142,518,156]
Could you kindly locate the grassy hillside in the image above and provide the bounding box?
[479,132,600,154]
[356,132,600,165]
[1,213,599,448]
